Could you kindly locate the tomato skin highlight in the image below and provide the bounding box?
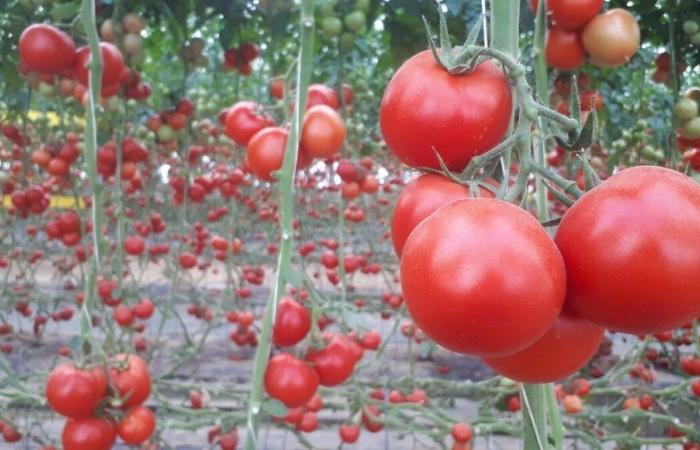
[482,308,603,383]
[380,51,512,171]
[555,166,700,334]
[62,416,117,450]
[545,27,586,71]
[400,198,566,357]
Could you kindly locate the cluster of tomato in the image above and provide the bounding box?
[317,0,370,50]
[222,42,260,76]
[538,0,640,71]
[44,354,154,450]
[8,184,50,218]
[652,51,689,86]
[144,97,196,143]
[30,132,81,178]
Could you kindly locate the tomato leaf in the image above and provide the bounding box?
[50,2,80,21]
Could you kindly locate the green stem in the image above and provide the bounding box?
[521,384,547,450]
[243,1,315,448]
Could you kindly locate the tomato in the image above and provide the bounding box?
[264,353,319,408]
[269,78,285,99]
[307,84,339,110]
[117,405,156,445]
[545,27,585,71]
[109,354,151,408]
[45,363,106,418]
[47,158,70,176]
[74,42,125,89]
[555,166,700,334]
[361,405,383,432]
[544,0,602,31]
[451,423,473,444]
[401,199,565,356]
[239,42,260,62]
[246,127,287,182]
[380,51,512,171]
[339,424,360,443]
[305,335,356,386]
[113,305,134,327]
[582,8,640,68]
[300,105,346,159]
[482,308,603,382]
[124,236,145,255]
[272,296,311,347]
[391,174,468,257]
[224,101,274,146]
[62,416,117,450]
[19,24,76,74]
[562,394,583,414]
[179,252,197,269]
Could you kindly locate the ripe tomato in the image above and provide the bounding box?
[555,166,700,334]
[109,354,151,409]
[246,127,287,182]
[401,199,565,356]
[339,424,360,443]
[117,405,156,445]
[582,8,640,68]
[224,101,274,146]
[124,236,145,255]
[269,78,285,99]
[305,335,356,386]
[264,353,319,408]
[62,416,117,450]
[47,158,70,177]
[307,84,339,110]
[74,42,125,89]
[272,297,311,347]
[451,422,473,444]
[45,363,106,418]
[545,27,585,71]
[543,0,602,31]
[19,24,76,74]
[391,173,468,257]
[300,105,346,159]
[482,308,603,382]
[380,51,512,171]
[362,405,383,432]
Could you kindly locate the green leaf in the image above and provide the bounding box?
[262,399,288,417]
[51,2,80,21]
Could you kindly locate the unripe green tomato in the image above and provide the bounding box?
[641,145,657,160]
[0,171,9,184]
[621,130,632,140]
[684,117,700,139]
[339,32,356,50]
[654,150,665,161]
[355,0,370,12]
[318,1,336,17]
[158,124,176,141]
[105,96,121,112]
[344,10,366,33]
[321,16,343,37]
[38,81,56,98]
[683,20,699,35]
[675,98,699,121]
[692,32,700,46]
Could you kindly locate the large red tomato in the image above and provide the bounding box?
[264,353,319,408]
[109,354,151,409]
[117,405,156,445]
[380,51,512,171]
[45,363,107,418]
[540,0,603,31]
[582,8,640,68]
[400,198,566,356]
[224,101,274,146]
[246,127,299,182]
[19,24,76,74]
[391,174,468,257]
[555,166,700,334]
[273,296,311,347]
[300,105,346,158]
[305,335,356,386]
[545,27,586,71]
[482,308,603,382]
[74,42,124,89]
[62,416,117,450]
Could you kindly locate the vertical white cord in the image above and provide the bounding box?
[481,0,489,47]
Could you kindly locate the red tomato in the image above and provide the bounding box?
[546,0,602,31]
[117,405,156,445]
[305,335,356,386]
[391,173,469,257]
[269,78,285,99]
[482,308,603,382]
[272,297,311,347]
[132,299,154,319]
[451,422,473,444]
[401,199,565,356]
[362,405,383,432]
[545,27,585,71]
[109,354,151,409]
[582,8,640,68]
[380,51,512,171]
[19,24,76,74]
[264,353,319,408]
[47,158,70,177]
[246,127,287,182]
[307,84,339,109]
[339,424,360,443]
[555,166,700,334]
[45,363,107,417]
[224,101,274,146]
[124,236,145,256]
[300,105,346,158]
[62,416,117,450]
[74,42,125,89]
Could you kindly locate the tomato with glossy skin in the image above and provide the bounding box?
[117,405,156,445]
[265,353,319,408]
[362,405,383,433]
[582,8,640,68]
[19,24,76,74]
[555,166,700,334]
[300,105,346,159]
[307,84,339,110]
[124,236,145,256]
[482,308,603,382]
[391,174,469,257]
[224,101,274,146]
[451,422,473,444]
[545,27,586,71]
[74,42,124,89]
[305,335,356,386]
[272,296,311,347]
[401,199,565,356]
[246,127,288,182]
[531,0,603,31]
[380,51,512,171]
[62,416,117,450]
[339,424,360,443]
[109,354,151,409]
[45,363,106,418]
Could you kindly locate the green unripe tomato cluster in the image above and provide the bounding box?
[674,91,700,139]
[317,0,370,49]
[682,19,700,46]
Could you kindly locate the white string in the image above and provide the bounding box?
[481,0,489,47]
